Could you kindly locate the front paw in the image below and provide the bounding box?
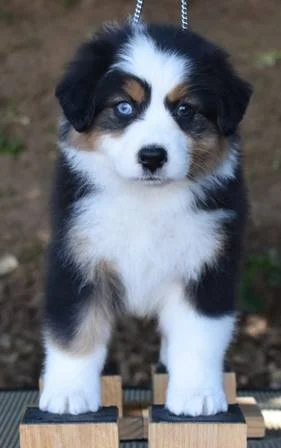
[39,384,100,415]
[166,384,227,417]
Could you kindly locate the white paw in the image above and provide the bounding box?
[166,385,227,417]
[39,384,100,415]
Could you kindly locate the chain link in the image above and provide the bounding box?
[132,0,189,30]
[132,0,144,24]
[180,0,189,30]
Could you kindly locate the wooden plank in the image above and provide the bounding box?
[101,375,123,416]
[20,423,118,448]
[237,396,266,438]
[151,368,168,406]
[149,423,247,448]
[119,417,147,440]
[148,404,247,448]
[224,371,237,404]
[123,403,148,416]
[20,406,119,448]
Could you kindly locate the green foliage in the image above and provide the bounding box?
[272,158,281,171]
[0,131,25,156]
[256,51,281,68]
[239,249,281,312]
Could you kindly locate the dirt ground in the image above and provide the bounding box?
[0,0,281,389]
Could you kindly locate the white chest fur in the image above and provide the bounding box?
[68,181,229,316]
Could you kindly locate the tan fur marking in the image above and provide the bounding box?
[69,121,122,152]
[69,128,102,151]
[167,83,189,103]
[56,307,111,356]
[189,134,228,179]
[124,79,145,104]
[49,261,124,355]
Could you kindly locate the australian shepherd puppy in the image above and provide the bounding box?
[39,22,252,416]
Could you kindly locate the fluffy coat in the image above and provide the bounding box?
[40,22,252,416]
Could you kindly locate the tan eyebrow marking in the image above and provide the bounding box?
[123,78,145,104]
[167,83,189,103]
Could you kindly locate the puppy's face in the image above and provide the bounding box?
[57,25,252,184]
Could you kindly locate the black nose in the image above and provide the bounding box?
[138,146,168,173]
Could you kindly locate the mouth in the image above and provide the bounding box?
[136,176,171,185]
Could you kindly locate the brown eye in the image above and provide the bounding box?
[175,102,195,119]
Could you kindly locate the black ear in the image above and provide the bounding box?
[55,35,115,132]
[216,56,253,136]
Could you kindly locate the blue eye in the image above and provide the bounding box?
[114,101,134,117]
[175,103,195,119]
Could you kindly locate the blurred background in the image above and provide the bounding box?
[0,0,280,390]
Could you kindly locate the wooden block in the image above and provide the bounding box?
[152,364,236,405]
[39,371,123,416]
[117,409,149,441]
[148,404,247,448]
[101,374,123,416]
[151,364,168,406]
[20,406,119,448]
[118,400,265,441]
[38,377,43,393]
[237,396,265,438]
[223,371,237,404]
[123,403,149,416]
[119,416,148,441]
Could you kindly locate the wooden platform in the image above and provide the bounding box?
[1,388,280,448]
[20,366,267,447]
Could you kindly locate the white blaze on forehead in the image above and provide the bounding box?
[113,30,189,97]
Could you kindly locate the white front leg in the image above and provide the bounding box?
[159,284,235,416]
[39,340,107,415]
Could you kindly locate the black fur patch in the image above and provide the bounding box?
[55,25,133,132]
[187,160,248,316]
[147,24,252,135]
[44,154,125,345]
[92,71,151,132]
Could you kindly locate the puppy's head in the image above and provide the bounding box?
[56,23,252,184]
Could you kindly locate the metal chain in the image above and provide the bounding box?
[132,0,189,30]
[132,0,144,24]
[180,0,189,30]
